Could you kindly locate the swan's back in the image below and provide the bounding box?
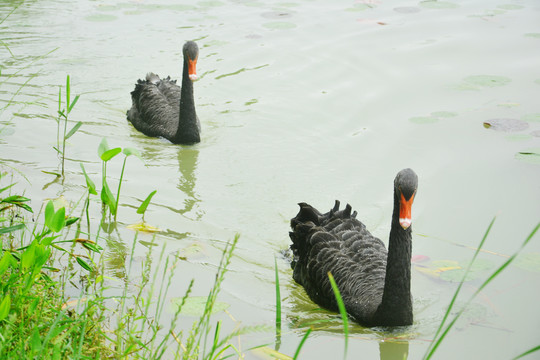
[127,73,181,140]
[289,200,388,323]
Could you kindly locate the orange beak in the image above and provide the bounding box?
[399,192,415,229]
[188,57,198,81]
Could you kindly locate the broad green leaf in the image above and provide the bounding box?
[137,190,157,214]
[0,252,15,275]
[30,327,42,353]
[76,257,92,271]
[65,121,82,139]
[21,243,36,272]
[101,147,122,162]
[97,138,109,158]
[50,207,66,233]
[123,147,142,158]
[172,296,229,316]
[101,180,117,215]
[80,163,97,195]
[0,295,11,321]
[44,201,55,229]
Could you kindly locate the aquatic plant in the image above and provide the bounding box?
[54,75,82,177]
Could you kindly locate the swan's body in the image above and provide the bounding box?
[289,168,418,327]
[127,41,200,144]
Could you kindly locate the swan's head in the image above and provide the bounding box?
[394,168,418,230]
[183,41,199,81]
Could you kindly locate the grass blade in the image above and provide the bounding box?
[425,221,540,359]
[328,272,348,360]
[274,256,282,346]
[65,121,82,140]
[424,217,496,359]
[292,328,312,360]
[513,345,540,360]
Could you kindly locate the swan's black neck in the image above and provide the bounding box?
[173,56,199,144]
[373,191,413,326]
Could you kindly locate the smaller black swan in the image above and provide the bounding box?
[289,168,418,327]
[127,41,200,144]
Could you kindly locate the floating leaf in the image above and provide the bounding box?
[409,116,439,124]
[514,253,540,273]
[505,134,532,142]
[172,296,229,316]
[463,75,511,88]
[439,259,494,282]
[85,14,117,22]
[420,1,459,9]
[483,118,529,132]
[394,6,421,13]
[177,242,205,260]
[522,113,540,122]
[126,221,160,233]
[515,148,540,164]
[262,21,297,30]
[431,111,457,118]
[497,4,523,10]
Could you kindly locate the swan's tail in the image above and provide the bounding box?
[289,201,360,282]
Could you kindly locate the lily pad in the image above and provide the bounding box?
[522,113,540,122]
[262,21,296,30]
[463,75,511,88]
[85,14,117,22]
[497,4,523,10]
[514,253,540,272]
[126,221,160,233]
[515,148,540,164]
[431,111,457,118]
[439,259,494,282]
[419,1,459,9]
[409,116,439,124]
[525,33,540,39]
[172,296,229,316]
[483,118,529,132]
[394,6,421,13]
[505,134,532,142]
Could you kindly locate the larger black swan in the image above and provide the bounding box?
[289,168,418,327]
[127,41,200,144]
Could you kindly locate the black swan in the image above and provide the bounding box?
[289,168,418,327]
[127,41,200,144]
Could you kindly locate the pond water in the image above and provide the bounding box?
[1,0,540,358]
